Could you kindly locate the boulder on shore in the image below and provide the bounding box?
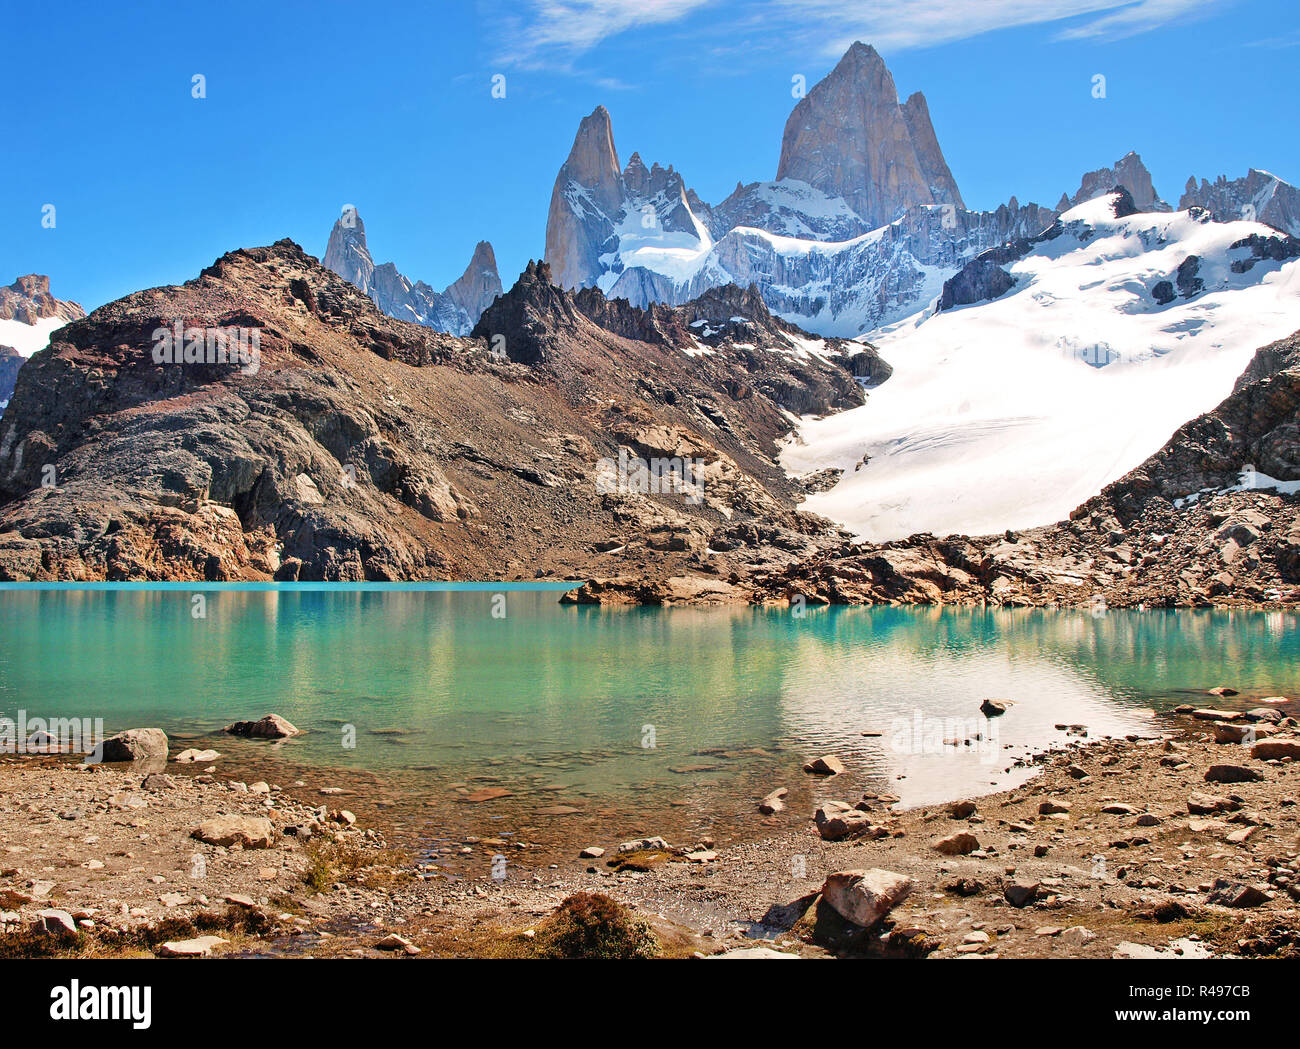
[1004,881,1041,907]
[815,801,874,841]
[33,909,77,938]
[92,728,168,763]
[158,935,227,957]
[819,868,914,928]
[192,815,276,849]
[1252,738,1300,760]
[932,831,980,855]
[1204,764,1263,784]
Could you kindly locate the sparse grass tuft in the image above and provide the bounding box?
[531,892,660,959]
[302,838,410,893]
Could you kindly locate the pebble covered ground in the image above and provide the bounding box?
[2,702,1298,959]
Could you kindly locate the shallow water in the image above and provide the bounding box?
[1,588,1296,856]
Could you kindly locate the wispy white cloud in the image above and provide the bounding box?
[488,0,1226,68]
[1243,28,1300,49]
[485,0,714,69]
[1053,0,1224,41]
[773,0,1224,54]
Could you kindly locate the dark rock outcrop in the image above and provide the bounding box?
[937,256,1015,311]
[0,275,86,411]
[0,347,23,407]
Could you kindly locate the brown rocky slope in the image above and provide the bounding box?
[0,241,885,583]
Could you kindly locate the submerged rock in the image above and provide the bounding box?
[759,788,788,815]
[224,714,300,740]
[174,748,220,763]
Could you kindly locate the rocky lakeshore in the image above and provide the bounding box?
[3,699,1299,960]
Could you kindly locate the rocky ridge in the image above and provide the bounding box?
[1062,151,1169,214]
[1180,168,1300,239]
[541,40,1292,341]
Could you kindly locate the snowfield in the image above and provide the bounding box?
[0,316,68,358]
[781,197,1300,541]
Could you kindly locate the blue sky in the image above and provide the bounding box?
[2,0,1296,311]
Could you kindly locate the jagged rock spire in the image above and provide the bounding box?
[776,42,963,227]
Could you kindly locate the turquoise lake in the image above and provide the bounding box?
[1,588,1297,854]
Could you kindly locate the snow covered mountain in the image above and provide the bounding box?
[780,192,1300,541]
[0,275,85,411]
[542,43,1178,338]
[323,207,502,335]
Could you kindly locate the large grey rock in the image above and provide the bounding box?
[820,868,914,928]
[938,256,1015,311]
[95,728,168,763]
[33,909,77,938]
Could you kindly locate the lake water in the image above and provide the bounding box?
[2,587,1296,861]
